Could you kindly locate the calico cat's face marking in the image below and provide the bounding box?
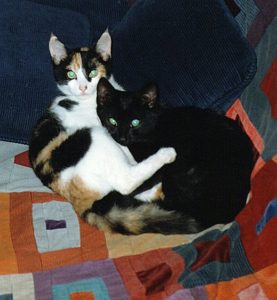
[96,78,161,146]
[49,31,111,97]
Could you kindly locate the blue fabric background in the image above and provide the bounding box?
[0,0,128,144]
[111,0,257,112]
[0,0,256,144]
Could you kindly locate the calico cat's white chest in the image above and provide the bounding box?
[51,95,101,132]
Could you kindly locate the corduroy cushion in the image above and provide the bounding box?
[0,0,128,144]
[111,0,257,112]
[0,0,256,144]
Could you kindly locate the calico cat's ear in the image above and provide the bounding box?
[96,30,112,61]
[141,83,159,109]
[97,77,114,106]
[49,33,67,65]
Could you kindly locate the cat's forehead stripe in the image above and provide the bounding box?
[67,53,82,71]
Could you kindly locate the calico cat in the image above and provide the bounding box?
[29,31,177,218]
[82,77,256,235]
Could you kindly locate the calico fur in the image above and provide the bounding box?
[83,78,256,235]
[29,32,177,221]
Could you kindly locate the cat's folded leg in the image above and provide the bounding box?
[111,147,176,195]
[50,176,103,217]
[134,182,164,202]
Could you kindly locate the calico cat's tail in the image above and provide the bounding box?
[82,192,202,235]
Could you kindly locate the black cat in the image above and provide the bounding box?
[83,78,256,235]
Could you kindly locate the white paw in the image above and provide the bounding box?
[157,147,177,164]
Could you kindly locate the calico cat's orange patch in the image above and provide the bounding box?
[33,132,68,170]
[90,58,107,78]
[93,203,174,234]
[67,53,82,71]
[50,176,101,216]
[155,186,165,200]
[97,64,107,78]
[86,212,111,232]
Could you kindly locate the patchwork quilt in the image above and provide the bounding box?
[0,1,277,299]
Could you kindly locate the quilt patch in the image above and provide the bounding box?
[0,149,276,300]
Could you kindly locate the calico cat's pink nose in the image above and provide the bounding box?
[79,85,87,92]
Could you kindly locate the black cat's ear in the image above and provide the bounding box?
[49,33,67,65]
[141,83,159,109]
[96,30,111,61]
[97,77,114,106]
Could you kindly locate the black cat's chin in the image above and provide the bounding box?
[112,133,138,147]
[117,140,129,147]
[114,136,149,147]
[110,135,129,146]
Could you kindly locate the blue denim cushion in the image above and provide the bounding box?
[0,0,128,144]
[111,0,257,112]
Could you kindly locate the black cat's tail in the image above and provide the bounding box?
[82,192,202,235]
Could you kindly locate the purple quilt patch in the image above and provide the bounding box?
[45,220,66,230]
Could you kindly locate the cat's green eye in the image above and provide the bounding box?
[131,119,140,127]
[67,71,76,79]
[108,118,117,126]
[89,69,98,78]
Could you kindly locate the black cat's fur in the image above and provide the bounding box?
[84,78,256,235]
